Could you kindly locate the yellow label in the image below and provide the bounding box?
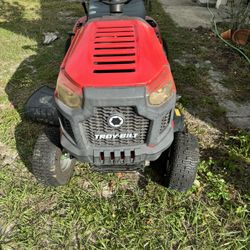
[175,109,181,117]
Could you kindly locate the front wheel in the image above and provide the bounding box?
[32,128,75,186]
[168,132,200,192]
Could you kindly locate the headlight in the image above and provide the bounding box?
[148,67,176,106]
[55,71,82,109]
[148,82,174,105]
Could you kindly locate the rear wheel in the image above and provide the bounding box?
[32,128,75,186]
[168,132,200,192]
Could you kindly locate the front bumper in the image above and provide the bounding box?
[55,87,176,167]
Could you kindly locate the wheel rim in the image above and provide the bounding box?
[56,150,73,172]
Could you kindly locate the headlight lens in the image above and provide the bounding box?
[148,67,175,106]
[55,72,82,109]
[148,82,174,105]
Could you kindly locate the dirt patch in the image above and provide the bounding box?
[175,55,250,133]
[207,69,250,133]
[183,110,222,149]
[0,142,18,168]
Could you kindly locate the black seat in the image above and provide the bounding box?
[88,0,146,19]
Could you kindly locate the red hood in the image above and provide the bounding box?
[62,18,171,89]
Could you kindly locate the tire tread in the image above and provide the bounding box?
[169,132,200,191]
[32,128,74,186]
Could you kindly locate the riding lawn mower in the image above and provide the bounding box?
[25,0,200,191]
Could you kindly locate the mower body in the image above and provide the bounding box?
[55,16,177,171]
[28,1,199,190]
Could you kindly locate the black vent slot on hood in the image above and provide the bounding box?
[93,25,136,74]
[93,69,135,73]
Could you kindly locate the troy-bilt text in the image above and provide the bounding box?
[95,133,139,140]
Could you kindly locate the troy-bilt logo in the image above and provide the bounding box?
[108,115,124,128]
[95,133,139,140]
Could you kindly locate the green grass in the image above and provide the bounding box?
[0,0,249,249]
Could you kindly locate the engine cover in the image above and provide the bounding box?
[62,18,171,89]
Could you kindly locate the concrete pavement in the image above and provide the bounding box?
[159,0,221,28]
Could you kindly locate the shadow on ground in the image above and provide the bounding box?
[1,0,82,171]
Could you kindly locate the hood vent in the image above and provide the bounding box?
[93,25,136,74]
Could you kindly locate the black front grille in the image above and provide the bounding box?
[160,112,171,134]
[59,114,75,141]
[82,107,150,146]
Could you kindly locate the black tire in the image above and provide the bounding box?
[32,128,75,186]
[168,132,200,192]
